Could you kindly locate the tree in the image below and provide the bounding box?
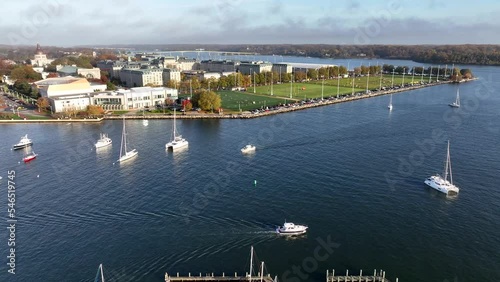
[184,101,193,111]
[36,97,50,112]
[87,105,105,117]
[47,72,58,78]
[460,69,473,79]
[106,81,116,91]
[197,90,221,112]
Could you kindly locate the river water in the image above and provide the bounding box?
[0,59,499,282]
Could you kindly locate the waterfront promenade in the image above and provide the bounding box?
[0,78,474,123]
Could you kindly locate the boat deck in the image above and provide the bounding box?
[165,273,274,282]
[327,269,394,282]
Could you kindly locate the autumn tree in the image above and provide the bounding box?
[36,97,50,112]
[184,101,193,111]
[197,90,221,112]
[87,105,105,117]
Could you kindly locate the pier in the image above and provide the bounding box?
[165,272,274,282]
[326,269,397,282]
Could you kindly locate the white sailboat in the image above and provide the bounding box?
[117,117,138,163]
[424,140,459,195]
[449,88,460,108]
[165,109,188,150]
[388,94,393,110]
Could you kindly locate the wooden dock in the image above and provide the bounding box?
[326,269,398,282]
[165,272,274,282]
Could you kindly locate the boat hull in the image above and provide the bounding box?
[118,150,138,163]
[448,103,460,108]
[166,141,189,150]
[13,143,32,150]
[95,140,112,148]
[276,228,307,235]
[424,177,459,195]
[23,155,37,163]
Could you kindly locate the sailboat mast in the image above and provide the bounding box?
[249,245,254,281]
[260,261,264,282]
[448,141,453,184]
[100,264,105,282]
[456,88,460,105]
[173,108,177,137]
[443,140,450,181]
[120,117,125,158]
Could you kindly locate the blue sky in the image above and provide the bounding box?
[2,0,500,46]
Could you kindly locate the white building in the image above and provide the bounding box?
[50,93,92,114]
[119,68,163,87]
[31,44,54,67]
[272,63,293,74]
[162,68,181,83]
[238,61,273,75]
[56,65,101,79]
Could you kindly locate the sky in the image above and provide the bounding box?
[2,0,500,46]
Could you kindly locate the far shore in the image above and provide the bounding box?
[0,78,477,124]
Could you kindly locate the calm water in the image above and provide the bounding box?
[1,64,500,282]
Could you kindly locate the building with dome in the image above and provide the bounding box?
[31,44,54,67]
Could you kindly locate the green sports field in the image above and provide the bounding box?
[217,74,434,112]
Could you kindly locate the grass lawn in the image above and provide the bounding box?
[215,74,436,112]
[218,90,289,112]
[112,110,129,115]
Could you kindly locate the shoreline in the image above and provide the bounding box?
[0,78,476,123]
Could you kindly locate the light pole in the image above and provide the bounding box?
[270,72,274,96]
[366,71,370,93]
[379,65,383,91]
[337,67,340,98]
[391,69,395,88]
[402,68,405,87]
[190,79,192,98]
[253,70,256,94]
[321,75,324,100]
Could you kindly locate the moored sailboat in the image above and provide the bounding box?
[449,88,460,108]
[117,117,138,163]
[424,140,459,195]
[166,109,188,150]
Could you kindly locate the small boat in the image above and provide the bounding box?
[23,151,38,163]
[388,94,393,110]
[13,134,33,150]
[241,144,256,153]
[95,133,112,148]
[449,88,460,108]
[424,140,459,195]
[143,119,149,126]
[166,109,188,150]
[117,117,138,163]
[276,221,308,235]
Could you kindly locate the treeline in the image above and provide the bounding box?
[236,45,500,66]
[120,44,500,66]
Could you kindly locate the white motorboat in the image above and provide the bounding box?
[449,88,460,108]
[13,134,33,150]
[424,140,459,195]
[388,94,393,110]
[95,133,112,148]
[166,109,188,150]
[276,221,308,235]
[117,117,138,163]
[241,144,256,153]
